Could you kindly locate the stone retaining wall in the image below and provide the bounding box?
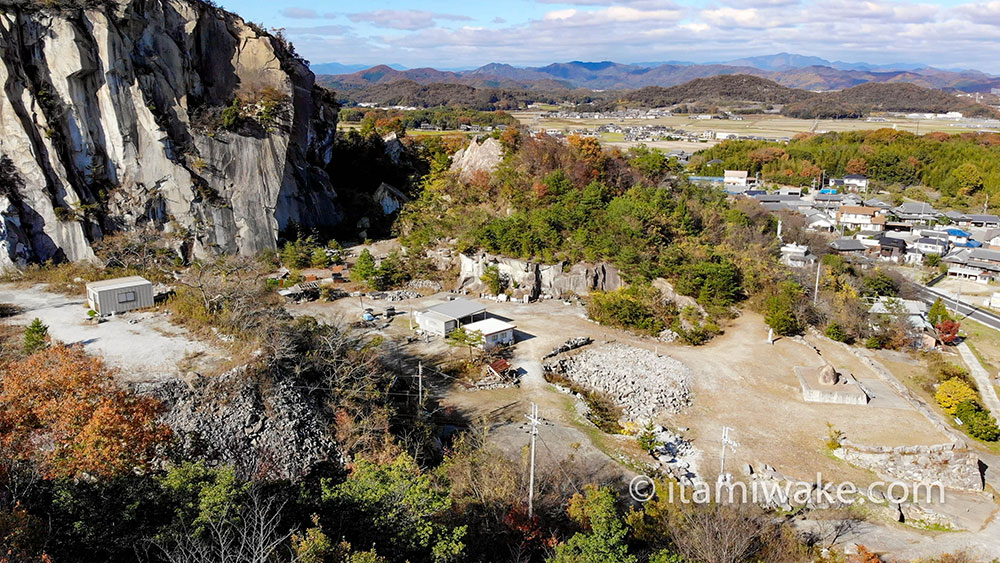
[835,440,983,491]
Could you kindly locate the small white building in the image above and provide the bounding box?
[780,243,816,268]
[723,170,757,193]
[462,318,516,350]
[86,276,154,316]
[414,298,488,337]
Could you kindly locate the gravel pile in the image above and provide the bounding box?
[367,290,420,301]
[546,343,692,420]
[407,279,443,291]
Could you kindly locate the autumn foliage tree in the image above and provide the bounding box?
[936,320,961,344]
[0,346,170,479]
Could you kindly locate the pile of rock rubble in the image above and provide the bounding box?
[367,290,421,301]
[545,343,692,420]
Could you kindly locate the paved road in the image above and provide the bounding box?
[909,283,1000,332]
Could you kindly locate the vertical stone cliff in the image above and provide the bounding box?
[0,0,342,268]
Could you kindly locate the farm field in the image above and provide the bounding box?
[512,111,1000,145]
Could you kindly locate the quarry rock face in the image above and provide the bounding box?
[450,137,503,181]
[458,251,621,298]
[0,0,341,265]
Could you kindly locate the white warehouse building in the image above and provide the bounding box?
[462,318,516,350]
[86,276,154,316]
[414,298,487,337]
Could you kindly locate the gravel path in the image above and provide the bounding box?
[957,341,1000,416]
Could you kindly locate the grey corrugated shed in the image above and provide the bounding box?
[86,276,154,315]
[425,298,486,320]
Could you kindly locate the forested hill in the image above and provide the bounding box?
[783,82,998,118]
[621,75,814,106]
[330,72,998,119]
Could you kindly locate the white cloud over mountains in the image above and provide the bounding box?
[278,1,1000,72]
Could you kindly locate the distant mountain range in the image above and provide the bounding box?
[315,53,1000,93]
[310,62,408,74]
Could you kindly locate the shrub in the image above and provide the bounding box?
[351,249,377,285]
[764,281,804,336]
[587,286,669,336]
[860,269,899,298]
[824,322,848,342]
[674,260,742,308]
[479,265,506,295]
[936,378,980,415]
[23,318,48,354]
[955,400,1000,441]
[220,98,242,129]
[637,423,663,452]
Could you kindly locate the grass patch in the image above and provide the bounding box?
[544,367,624,434]
[555,394,649,475]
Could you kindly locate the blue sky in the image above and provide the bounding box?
[215,0,1000,72]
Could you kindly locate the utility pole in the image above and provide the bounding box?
[417,362,424,406]
[526,403,540,519]
[814,260,822,304]
[719,426,738,482]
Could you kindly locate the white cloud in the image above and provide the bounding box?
[279,0,1000,73]
[348,10,472,31]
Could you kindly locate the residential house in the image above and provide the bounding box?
[780,243,817,268]
[828,238,867,256]
[982,228,1000,249]
[891,202,941,226]
[813,193,845,211]
[829,174,869,192]
[942,227,980,248]
[864,198,893,210]
[836,206,886,232]
[805,210,836,231]
[912,237,949,256]
[943,247,1000,283]
[944,210,967,224]
[965,214,1000,228]
[875,235,907,262]
[868,297,936,349]
[724,170,757,193]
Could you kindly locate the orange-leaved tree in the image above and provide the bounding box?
[0,346,171,479]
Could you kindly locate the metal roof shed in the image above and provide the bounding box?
[425,299,487,322]
[86,276,154,315]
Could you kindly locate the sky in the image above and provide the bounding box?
[215,0,1000,73]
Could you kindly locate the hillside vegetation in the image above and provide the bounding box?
[328,72,997,119]
[784,82,998,118]
[622,75,813,106]
[689,129,1000,209]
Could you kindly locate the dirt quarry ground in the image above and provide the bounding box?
[294,293,951,484]
[5,282,994,556]
[0,284,222,383]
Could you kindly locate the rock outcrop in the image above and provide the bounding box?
[450,137,502,181]
[458,251,621,299]
[0,0,341,265]
[154,365,338,479]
